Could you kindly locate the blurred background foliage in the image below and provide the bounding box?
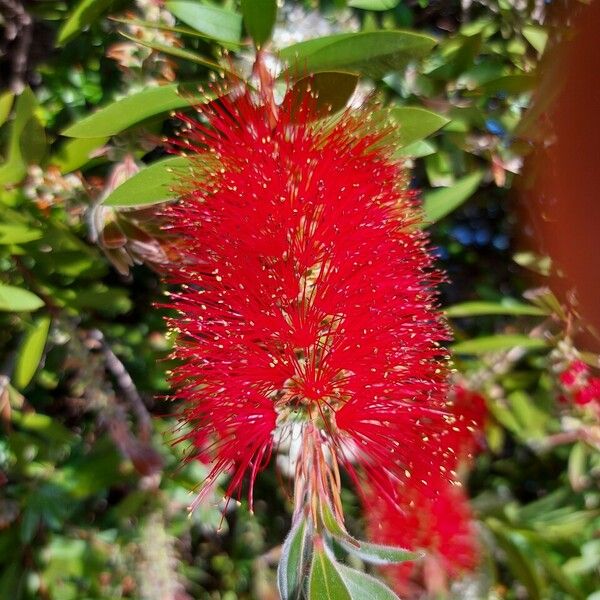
[1,0,599,598]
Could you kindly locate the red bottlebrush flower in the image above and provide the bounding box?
[559,360,600,407]
[448,385,488,462]
[163,82,452,514]
[365,475,479,598]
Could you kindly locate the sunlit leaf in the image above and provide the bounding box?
[452,334,547,354]
[103,156,190,207]
[339,538,422,565]
[166,1,242,43]
[0,284,44,312]
[280,30,437,79]
[445,300,547,318]
[57,0,115,45]
[422,171,483,224]
[349,0,400,9]
[50,136,108,173]
[389,106,449,147]
[14,317,51,389]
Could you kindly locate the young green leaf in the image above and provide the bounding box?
[338,538,423,565]
[50,136,108,173]
[452,335,547,355]
[166,1,242,44]
[280,30,437,79]
[336,563,400,599]
[57,0,116,46]
[309,547,351,600]
[0,91,14,127]
[241,0,277,47]
[61,85,195,138]
[0,284,44,312]
[102,156,191,208]
[278,517,313,600]
[14,317,51,389]
[0,223,43,245]
[422,171,483,224]
[389,106,449,148]
[349,0,400,11]
[118,33,235,76]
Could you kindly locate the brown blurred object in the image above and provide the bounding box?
[525,0,600,338]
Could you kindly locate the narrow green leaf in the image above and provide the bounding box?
[0,223,43,245]
[394,139,436,158]
[0,284,44,312]
[19,116,47,166]
[286,72,358,119]
[336,563,400,600]
[422,171,483,224]
[50,136,108,173]
[0,91,14,127]
[522,25,548,55]
[110,16,243,44]
[278,517,313,600]
[390,106,449,148]
[62,85,195,138]
[0,88,37,185]
[568,442,589,491]
[14,317,51,389]
[57,0,115,46]
[348,0,400,11]
[241,0,277,47]
[309,547,351,600]
[339,538,422,565]
[280,30,437,79]
[103,156,190,207]
[444,300,547,318]
[166,1,242,43]
[452,335,547,355]
[119,32,234,76]
[477,74,536,95]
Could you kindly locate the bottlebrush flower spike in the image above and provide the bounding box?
[365,474,479,598]
[163,73,454,522]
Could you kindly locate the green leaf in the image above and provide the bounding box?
[61,85,195,138]
[118,32,233,75]
[0,284,44,312]
[336,563,400,600]
[19,116,47,166]
[452,335,547,355]
[522,25,548,55]
[477,74,536,95]
[0,223,43,245]
[57,0,116,46]
[286,72,359,119]
[241,0,277,47]
[0,91,14,128]
[0,88,37,185]
[390,106,449,148]
[103,156,190,207]
[394,139,436,158]
[338,538,422,565]
[280,30,437,79]
[444,300,547,318]
[14,317,51,389]
[568,442,589,491]
[278,518,313,600]
[422,171,483,224]
[166,1,242,44]
[50,136,108,173]
[309,547,351,600]
[348,0,400,11]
